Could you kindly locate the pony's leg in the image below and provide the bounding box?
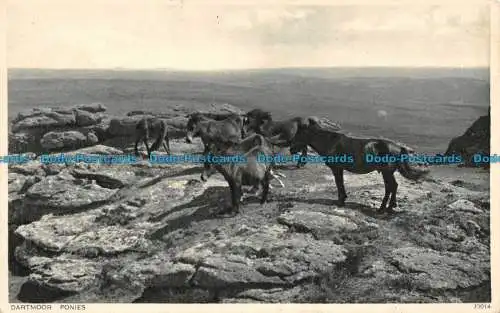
[379,171,392,212]
[218,180,240,216]
[162,140,169,153]
[168,139,172,154]
[331,167,347,206]
[260,171,271,204]
[296,148,308,168]
[386,171,398,212]
[230,183,242,214]
[143,139,151,158]
[134,137,141,156]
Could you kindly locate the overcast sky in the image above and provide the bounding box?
[7,0,490,69]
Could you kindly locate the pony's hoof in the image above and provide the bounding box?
[385,205,398,214]
[388,203,398,209]
[226,210,239,217]
[385,208,397,215]
[215,208,237,218]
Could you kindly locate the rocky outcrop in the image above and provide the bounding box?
[106,103,244,141]
[8,142,490,303]
[40,131,100,152]
[9,102,245,154]
[8,103,491,303]
[444,110,490,167]
[9,104,108,154]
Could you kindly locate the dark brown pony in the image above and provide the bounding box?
[185,112,245,146]
[201,133,276,216]
[134,117,170,158]
[244,109,340,168]
[288,117,430,213]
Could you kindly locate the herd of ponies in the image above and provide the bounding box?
[134,108,431,217]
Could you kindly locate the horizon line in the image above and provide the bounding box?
[8,66,490,72]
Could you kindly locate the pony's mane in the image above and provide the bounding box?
[247,109,272,121]
[310,121,343,135]
[308,116,341,131]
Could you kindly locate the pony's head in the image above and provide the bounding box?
[185,113,205,143]
[200,140,236,182]
[244,109,272,134]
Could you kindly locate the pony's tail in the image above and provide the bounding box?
[374,140,430,182]
[397,147,430,181]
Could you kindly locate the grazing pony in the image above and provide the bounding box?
[244,109,341,168]
[201,133,277,216]
[288,117,430,213]
[186,111,286,189]
[185,112,246,147]
[134,117,170,158]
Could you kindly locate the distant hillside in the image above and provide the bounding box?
[7,68,489,153]
[8,67,490,81]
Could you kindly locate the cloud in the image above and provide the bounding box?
[7,2,490,69]
[337,5,489,36]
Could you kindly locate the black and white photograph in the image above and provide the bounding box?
[3,0,495,308]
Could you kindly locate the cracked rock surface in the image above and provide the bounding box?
[9,148,490,303]
[8,103,490,303]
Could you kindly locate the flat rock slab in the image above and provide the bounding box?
[118,257,196,288]
[74,109,103,127]
[390,246,490,291]
[76,103,107,113]
[70,168,137,189]
[65,226,153,256]
[9,173,29,194]
[12,111,76,133]
[40,131,89,151]
[193,256,289,288]
[25,256,102,293]
[15,212,100,252]
[91,254,197,302]
[277,210,359,233]
[14,173,117,224]
[135,175,228,220]
[69,144,124,155]
[176,225,347,289]
[447,199,483,214]
[234,286,304,302]
[9,161,46,177]
[25,173,117,209]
